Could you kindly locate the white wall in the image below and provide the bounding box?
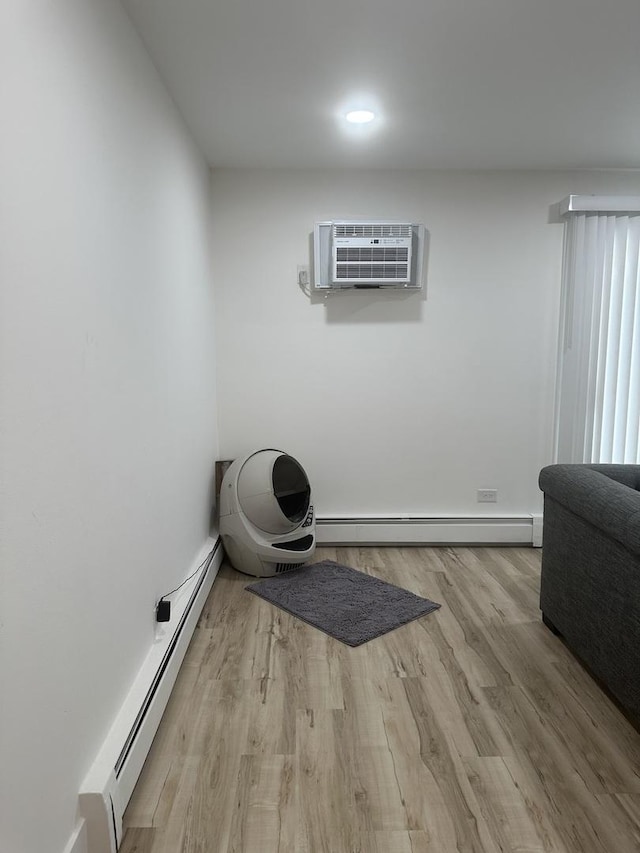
[211,169,640,519]
[0,3,218,852]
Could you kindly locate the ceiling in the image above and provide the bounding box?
[122,0,640,170]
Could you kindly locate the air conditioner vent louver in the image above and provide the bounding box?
[336,247,409,263]
[336,264,409,279]
[333,223,412,238]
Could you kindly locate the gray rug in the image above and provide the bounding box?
[246,560,441,646]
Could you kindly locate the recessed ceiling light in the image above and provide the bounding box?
[345,109,376,124]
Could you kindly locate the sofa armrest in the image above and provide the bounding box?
[585,463,640,489]
[539,464,640,556]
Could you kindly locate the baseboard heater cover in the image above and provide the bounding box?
[79,537,223,853]
[315,515,539,546]
[62,819,88,853]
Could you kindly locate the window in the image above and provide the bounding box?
[555,195,640,464]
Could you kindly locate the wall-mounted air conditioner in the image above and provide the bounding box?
[313,221,425,289]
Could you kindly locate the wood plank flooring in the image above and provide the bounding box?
[120,547,640,853]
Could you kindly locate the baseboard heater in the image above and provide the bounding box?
[78,537,223,853]
[316,515,543,547]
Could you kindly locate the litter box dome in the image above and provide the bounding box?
[219,449,316,577]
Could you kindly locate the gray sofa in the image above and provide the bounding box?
[538,463,640,721]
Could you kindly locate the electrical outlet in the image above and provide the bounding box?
[477,489,498,503]
[297,265,309,287]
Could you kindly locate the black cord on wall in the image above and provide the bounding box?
[156,548,214,622]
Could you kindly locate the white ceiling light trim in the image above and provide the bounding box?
[345,109,376,124]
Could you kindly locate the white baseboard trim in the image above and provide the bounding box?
[531,513,544,548]
[62,820,87,853]
[79,537,223,853]
[316,516,537,546]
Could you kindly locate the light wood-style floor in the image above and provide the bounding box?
[121,547,640,853]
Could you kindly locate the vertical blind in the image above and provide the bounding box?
[555,199,640,464]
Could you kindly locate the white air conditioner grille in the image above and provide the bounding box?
[333,223,412,238]
[336,264,409,280]
[336,247,409,263]
[313,220,424,289]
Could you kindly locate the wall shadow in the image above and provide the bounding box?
[322,289,424,323]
